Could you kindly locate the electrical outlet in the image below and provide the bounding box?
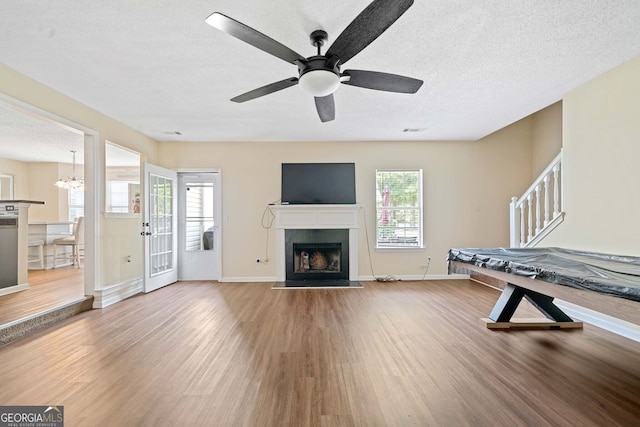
[420,256,432,267]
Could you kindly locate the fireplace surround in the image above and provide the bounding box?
[270,204,362,283]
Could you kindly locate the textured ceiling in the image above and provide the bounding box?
[0,103,85,164]
[1,0,640,162]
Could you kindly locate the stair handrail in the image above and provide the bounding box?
[510,151,563,247]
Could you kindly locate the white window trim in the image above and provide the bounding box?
[375,169,424,250]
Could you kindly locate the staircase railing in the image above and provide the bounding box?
[510,151,564,247]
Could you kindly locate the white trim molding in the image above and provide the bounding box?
[556,300,640,343]
[93,277,143,308]
[0,283,29,297]
[219,276,276,283]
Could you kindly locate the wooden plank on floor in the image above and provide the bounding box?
[481,317,584,330]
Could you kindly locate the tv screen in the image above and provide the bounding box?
[281,163,356,204]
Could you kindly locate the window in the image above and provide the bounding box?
[376,169,423,248]
[184,182,215,251]
[69,187,84,222]
[105,142,140,215]
[107,181,130,212]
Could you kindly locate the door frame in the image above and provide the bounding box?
[177,169,222,281]
[0,93,98,296]
[178,169,222,281]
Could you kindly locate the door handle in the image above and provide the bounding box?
[140,232,151,236]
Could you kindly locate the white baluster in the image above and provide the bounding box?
[509,197,519,247]
[553,163,560,218]
[535,184,541,234]
[520,201,526,247]
[510,152,562,247]
[543,174,551,226]
[527,194,533,243]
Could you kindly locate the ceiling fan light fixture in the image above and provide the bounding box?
[209,0,421,121]
[298,69,341,97]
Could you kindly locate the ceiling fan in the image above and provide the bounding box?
[205,0,423,122]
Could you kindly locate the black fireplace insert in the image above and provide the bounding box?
[285,229,349,281]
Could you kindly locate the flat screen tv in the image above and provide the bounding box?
[281,163,356,204]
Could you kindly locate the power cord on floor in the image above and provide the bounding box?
[260,200,279,263]
[421,257,431,280]
[361,206,401,282]
[361,205,376,278]
[363,207,431,282]
[375,275,400,282]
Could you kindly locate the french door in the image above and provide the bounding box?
[143,163,178,292]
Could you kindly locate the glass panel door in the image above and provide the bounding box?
[144,163,177,292]
[178,173,220,280]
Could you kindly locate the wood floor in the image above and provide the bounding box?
[1,280,640,426]
[0,268,85,325]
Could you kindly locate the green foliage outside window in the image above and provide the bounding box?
[376,169,423,247]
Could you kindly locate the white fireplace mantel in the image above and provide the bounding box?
[270,204,362,282]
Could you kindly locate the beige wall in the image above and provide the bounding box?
[540,55,640,255]
[479,100,562,198]
[26,163,63,221]
[159,119,533,278]
[531,101,563,177]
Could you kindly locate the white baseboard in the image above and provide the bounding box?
[360,273,469,281]
[221,274,469,283]
[221,276,277,283]
[93,277,143,308]
[0,283,29,297]
[555,299,640,343]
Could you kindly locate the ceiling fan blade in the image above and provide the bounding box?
[231,78,299,103]
[206,12,306,64]
[326,0,414,65]
[342,70,423,93]
[314,95,335,122]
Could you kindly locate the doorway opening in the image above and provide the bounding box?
[177,172,221,281]
[0,95,98,328]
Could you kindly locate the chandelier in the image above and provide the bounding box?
[55,150,84,189]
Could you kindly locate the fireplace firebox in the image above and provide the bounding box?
[285,229,349,281]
